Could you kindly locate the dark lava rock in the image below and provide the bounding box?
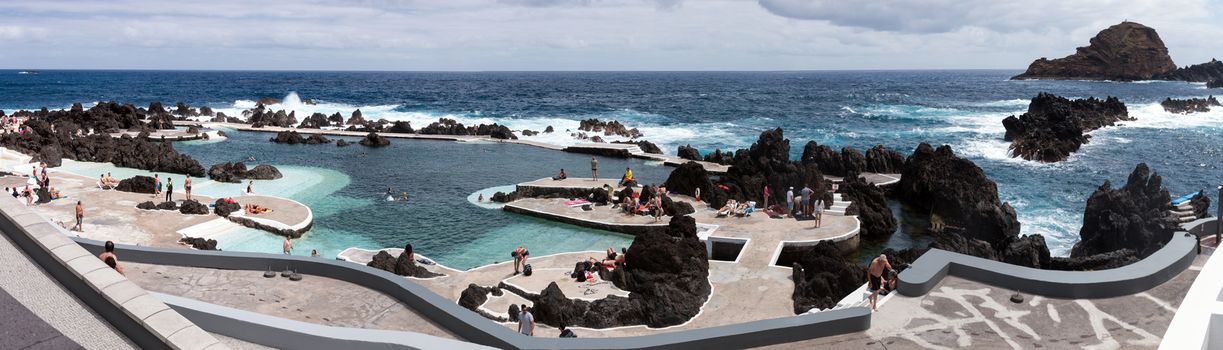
[346,109,365,126]
[297,112,331,129]
[864,145,905,174]
[116,176,157,194]
[1000,235,1052,268]
[395,251,442,278]
[503,215,709,329]
[136,201,157,210]
[1188,190,1212,219]
[247,108,297,128]
[578,119,642,139]
[897,144,1039,266]
[801,141,844,177]
[1049,249,1139,271]
[358,132,391,147]
[612,140,661,154]
[459,284,501,311]
[490,191,519,203]
[683,129,826,210]
[1157,58,1223,83]
[418,118,469,135]
[840,147,866,176]
[387,121,414,133]
[366,250,441,278]
[269,130,306,144]
[185,125,200,134]
[898,143,1020,244]
[521,129,538,137]
[213,198,240,217]
[677,144,701,160]
[0,105,207,176]
[1160,96,1220,114]
[37,144,62,167]
[664,162,716,203]
[303,133,331,144]
[199,106,214,116]
[839,176,896,240]
[155,201,178,211]
[1012,22,1177,81]
[179,236,219,250]
[1072,163,1178,259]
[335,139,351,147]
[1210,80,1223,89]
[208,162,282,182]
[791,241,866,313]
[1001,93,1130,162]
[328,112,344,125]
[544,125,554,133]
[472,123,517,140]
[179,199,209,215]
[703,149,733,165]
[660,195,695,217]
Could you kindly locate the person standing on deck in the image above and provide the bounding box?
[800,185,813,217]
[518,305,535,336]
[74,201,84,232]
[184,177,192,201]
[591,156,598,180]
[166,178,174,202]
[786,187,795,217]
[763,185,770,209]
[283,237,293,255]
[867,254,892,311]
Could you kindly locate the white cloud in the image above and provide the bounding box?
[0,0,1217,70]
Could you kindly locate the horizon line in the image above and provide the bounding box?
[2,68,1026,73]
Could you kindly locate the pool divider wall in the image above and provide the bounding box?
[69,236,873,350]
[897,231,1199,299]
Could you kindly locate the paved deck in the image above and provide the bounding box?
[0,225,136,349]
[0,170,311,250]
[123,262,459,341]
[761,254,1207,349]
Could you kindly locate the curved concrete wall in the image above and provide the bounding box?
[71,237,871,350]
[897,232,1198,299]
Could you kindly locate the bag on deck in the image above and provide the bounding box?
[523,264,533,276]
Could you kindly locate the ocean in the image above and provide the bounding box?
[2,70,1220,266]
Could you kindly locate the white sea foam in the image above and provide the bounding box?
[1113,101,1223,130]
[971,99,1030,108]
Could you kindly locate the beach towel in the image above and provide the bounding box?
[565,199,590,206]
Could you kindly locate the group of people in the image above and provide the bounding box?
[716,199,755,217]
[784,185,826,227]
[573,247,625,282]
[385,187,409,202]
[98,172,120,189]
[615,182,668,222]
[150,174,193,202]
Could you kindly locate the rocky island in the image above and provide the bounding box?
[1014,21,1223,83]
[1002,93,1131,162]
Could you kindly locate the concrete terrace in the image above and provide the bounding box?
[766,254,1207,349]
[0,166,312,249]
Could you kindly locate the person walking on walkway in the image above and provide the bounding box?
[74,201,84,232]
[518,305,535,336]
[591,156,598,180]
[867,254,892,311]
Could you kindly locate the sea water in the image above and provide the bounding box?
[2,70,1220,261]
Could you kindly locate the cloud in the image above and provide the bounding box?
[0,0,1217,70]
[757,0,1216,34]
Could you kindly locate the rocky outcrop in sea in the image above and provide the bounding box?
[269,130,331,144]
[1002,93,1130,162]
[864,145,905,174]
[1072,163,1178,259]
[1210,80,1223,89]
[577,119,642,139]
[245,104,297,128]
[677,144,701,160]
[611,140,662,154]
[416,118,517,139]
[1160,96,1220,114]
[207,162,283,183]
[895,144,1051,266]
[1157,58,1223,83]
[359,132,391,147]
[1012,22,1177,81]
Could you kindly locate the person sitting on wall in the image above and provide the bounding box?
[552,168,568,181]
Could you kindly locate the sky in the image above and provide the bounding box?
[0,0,1220,71]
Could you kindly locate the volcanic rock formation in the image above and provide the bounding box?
[1072,163,1178,259]
[1012,22,1176,81]
[1160,96,1220,114]
[1002,93,1130,162]
[207,162,283,183]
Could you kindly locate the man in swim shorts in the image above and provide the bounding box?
[867,254,892,311]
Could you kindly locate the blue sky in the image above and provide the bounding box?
[0,0,1220,71]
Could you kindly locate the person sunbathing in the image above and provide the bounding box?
[717,200,738,217]
[245,203,272,215]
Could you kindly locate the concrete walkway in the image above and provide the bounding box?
[0,231,136,349]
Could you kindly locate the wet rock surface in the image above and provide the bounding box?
[1072,163,1178,259]
[1160,96,1220,114]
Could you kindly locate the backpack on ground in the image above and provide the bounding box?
[523,264,533,276]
